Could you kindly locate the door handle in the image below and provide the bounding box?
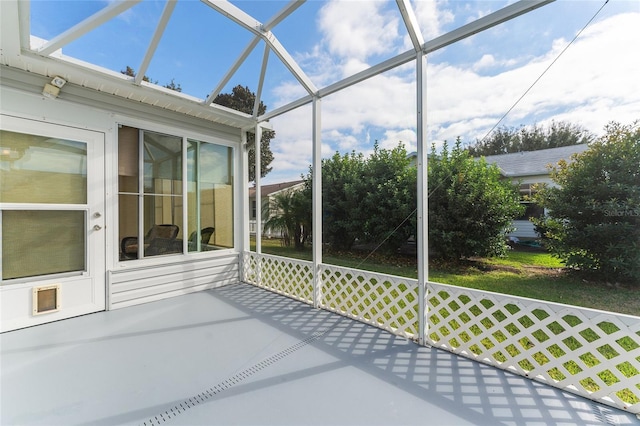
[93,224,102,231]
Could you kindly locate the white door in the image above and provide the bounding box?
[0,115,105,332]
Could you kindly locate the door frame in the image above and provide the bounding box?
[0,115,106,332]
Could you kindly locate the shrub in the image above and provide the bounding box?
[428,139,524,261]
[533,121,640,283]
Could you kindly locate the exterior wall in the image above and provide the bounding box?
[509,220,538,239]
[1,70,243,321]
[108,254,239,309]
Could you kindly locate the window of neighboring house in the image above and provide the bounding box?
[118,125,234,261]
[516,202,545,221]
[251,200,256,219]
[516,183,544,221]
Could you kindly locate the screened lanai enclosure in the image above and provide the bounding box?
[1,0,639,424]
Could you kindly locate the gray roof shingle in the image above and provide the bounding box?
[480,144,590,177]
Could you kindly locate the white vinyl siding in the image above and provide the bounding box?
[108,253,239,309]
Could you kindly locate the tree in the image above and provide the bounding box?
[429,139,524,260]
[468,121,595,156]
[120,66,181,91]
[533,121,640,283]
[214,85,274,181]
[263,189,311,250]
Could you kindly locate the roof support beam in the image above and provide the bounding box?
[396,0,424,51]
[136,0,177,85]
[37,0,142,56]
[259,94,313,122]
[203,0,306,105]
[253,43,271,118]
[201,0,263,36]
[201,0,317,96]
[318,49,417,99]
[264,31,317,95]
[0,0,21,58]
[263,0,306,31]
[259,0,554,122]
[422,0,554,54]
[17,0,30,52]
[205,37,261,105]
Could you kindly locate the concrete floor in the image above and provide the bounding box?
[1,283,638,426]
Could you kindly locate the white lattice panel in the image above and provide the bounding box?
[242,252,314,305]
[241,252,258,284]
[426,282,640,414]
[321,265,419,339]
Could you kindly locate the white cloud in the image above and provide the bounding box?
[264,10,640,184]
[472,53,496,70]
[379,129,417,152]
[317,0,400,61]
[413,0,454,40]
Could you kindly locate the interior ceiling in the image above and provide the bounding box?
[0,0,553,129]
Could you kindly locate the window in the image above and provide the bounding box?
[118,126,234,261]
[516,203,545,221]
[1,130,87,280]
[516,183,544,221]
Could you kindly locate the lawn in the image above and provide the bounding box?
[251,238,639,316]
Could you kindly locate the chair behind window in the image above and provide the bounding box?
[121,224,180,259]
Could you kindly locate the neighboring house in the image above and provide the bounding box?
[407,145,590,239]
[249,180,305,238]
[481,144,590,239]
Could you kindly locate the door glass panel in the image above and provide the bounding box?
[0,130,87,204]
[2,210,85,280]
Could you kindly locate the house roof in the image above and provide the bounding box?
[480,144,590,178]
[249,180,304,198]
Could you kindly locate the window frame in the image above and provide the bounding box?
[116,121,238,265]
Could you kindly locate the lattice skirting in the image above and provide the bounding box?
[241,252,640,415]
[426,282,640,414]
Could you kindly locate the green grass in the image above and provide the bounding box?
[252,238,639,316]
[484,251,564,268]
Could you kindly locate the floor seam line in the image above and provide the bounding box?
[140,325,336,426]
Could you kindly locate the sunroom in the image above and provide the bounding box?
[1,0,639,424]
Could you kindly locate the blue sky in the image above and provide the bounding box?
[30,0,640,184]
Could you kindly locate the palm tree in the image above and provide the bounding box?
[263,189,310,250]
